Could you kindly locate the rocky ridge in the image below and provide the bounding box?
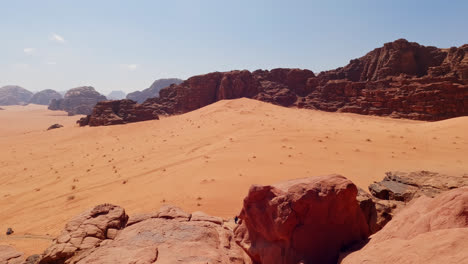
[79,39,467,126]
[126,78,183,103]
[77,100,159,126]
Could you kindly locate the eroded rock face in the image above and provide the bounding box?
[38,204,128,264]
[0,86,33,106]
[48,86,106,116]
[29,89,62,105]
[234,174,370,264]
[76,100,159,126]
[126,78,183,103]
[0,245,24,264]
[341,187,468,264]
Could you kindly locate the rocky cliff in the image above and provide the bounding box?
[29,89,62,105]
[0,86,33,106]
[126,78,183,103]
[48,86,107,115]
[79,39,467,126]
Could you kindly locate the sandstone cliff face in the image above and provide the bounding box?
[29,89,62,105]
[80,39,468,126]
[126,78,183,103]
[0,86,33,106]
[48,86,107,116]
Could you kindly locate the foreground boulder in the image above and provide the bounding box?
[39,204,128,264]
[341,187,468,264]
[37,204,250,264]
[0,85,33,106]
[234,174,370,264]
[77,99,159,126]
[29,89,62,105]
[48,86,106,116]
[369,171,468,201]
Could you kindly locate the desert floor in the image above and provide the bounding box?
[0,99,467,255]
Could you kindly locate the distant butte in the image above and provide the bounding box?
[79,39,468,126]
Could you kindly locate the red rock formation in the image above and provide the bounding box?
[77,100,159,126]
[80,39,468,126]
[341,187,468,264]
[234,174,370,264]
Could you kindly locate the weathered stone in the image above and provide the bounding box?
[234,175,370,264]
[341,187,468,264]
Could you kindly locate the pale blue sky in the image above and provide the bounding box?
[1,0,467,94]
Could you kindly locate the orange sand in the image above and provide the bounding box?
[0,99,467,255]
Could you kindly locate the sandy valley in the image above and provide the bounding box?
[0,98,467,255]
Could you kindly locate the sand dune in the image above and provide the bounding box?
[0,98,467,255]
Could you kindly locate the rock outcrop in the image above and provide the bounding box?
[82,39,467,126]
[358,170,467,234]
[47,124,63,130]
[29,89,62,105]
[106,90,126,100]
[234,174,370,264]
[36,204,250,264]
[341,187,468,264]
[0,86,33,106]
[0,245,24,264]
[38,204,128,264]
[126,78,183,103]
[48,87,106,116]
[76,100,159,126]
[369,170,468,202]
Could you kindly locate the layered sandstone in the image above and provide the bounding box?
[80,39,467,126]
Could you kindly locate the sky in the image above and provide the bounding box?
[1,0,467,94]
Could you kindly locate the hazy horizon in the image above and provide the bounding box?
[1,0,467,94]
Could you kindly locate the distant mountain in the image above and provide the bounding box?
[0,85,34,105]
[48,86,107,115]
[126,78,183,103]
[29,89,63,105]
[107,90,127,100]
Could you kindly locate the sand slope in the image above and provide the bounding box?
[0,98,467,255]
